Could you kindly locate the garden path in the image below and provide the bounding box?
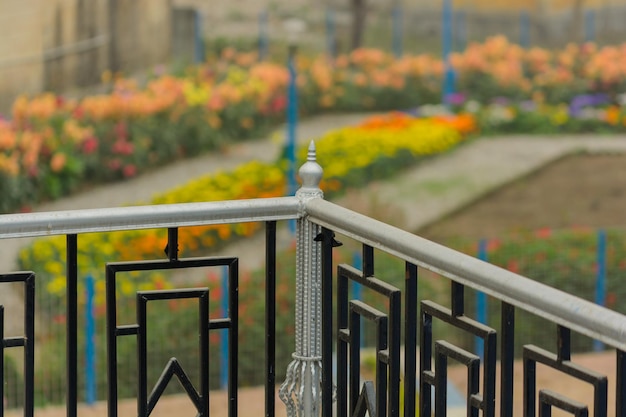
[2,113,626,415]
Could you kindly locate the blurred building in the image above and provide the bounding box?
[0,0,172,114]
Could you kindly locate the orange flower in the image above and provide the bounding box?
[50,152,67,173]
[605,106,620,125]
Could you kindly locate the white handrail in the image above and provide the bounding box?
[305,197,626,352]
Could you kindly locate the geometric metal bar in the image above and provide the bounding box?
[349,300,387,417]
[336,264,401,417]
[419,302,433,417]
[66,234,78,417]
[106,257,238,417]
[403,262,418,417]
[434,340,480,417]
[501,302,515,417]
[137,289,209,417]
[539,390,588,417]
[420,300,496,417]
[523,345,608,417]
[265,221,277,417]
[0,272,35,417]
[524,351,537,417]
[353,380,376,417]
[337,262,349,417]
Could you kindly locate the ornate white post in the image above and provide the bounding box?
[279,141,324,417]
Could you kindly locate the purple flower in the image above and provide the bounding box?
[569,93,610,117]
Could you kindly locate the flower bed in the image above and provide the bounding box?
[6,38,626,213]
[16,111,472,403]
[20,112,473,307]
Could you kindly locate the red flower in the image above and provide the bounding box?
[507,260,520,273]
[270,95,287,113]
[535,228,552,239]
[122,164,137,178]
[82,136,99,154]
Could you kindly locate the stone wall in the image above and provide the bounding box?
[0,0,173,114]
[0,0,45,113]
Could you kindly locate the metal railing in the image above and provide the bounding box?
[0,144,625,417]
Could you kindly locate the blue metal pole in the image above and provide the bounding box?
[220,266,229,389]
[519,10,530,47]
[286,46,298,234]
[259,10,269,61]
[85,275,96,405]
[585,9,596,43]
[476,239,488,360]
[326,8,337,59]
[442,0,456,105]
[594,229,607,352]
[392,6,403,58]
[194,10,205,64]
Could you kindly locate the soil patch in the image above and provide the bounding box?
[420,152,625,415]
[418,153,626,241]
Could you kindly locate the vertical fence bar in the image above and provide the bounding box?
[617,349,625,417]
[594,229,606,352]
[392,5,403,57]
[85,275,96,405]
[24,274,35,417]
[585,9,596,43]
[66,234,78,417]
[476,239,488,359]
[519,10,530,47]
[220,266,229,389]
[322,229,334,417]
[228,261,239,417]
[404,263,418,417]
[265,221,277,417]
[352,252,364,346]
[500,303,515,417]
[259,10,269,61]
[0,306,3,417]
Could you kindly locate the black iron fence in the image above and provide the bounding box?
[1,151,625,416]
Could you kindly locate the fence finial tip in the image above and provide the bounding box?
[298,140,322,192]
[307,141,317,162]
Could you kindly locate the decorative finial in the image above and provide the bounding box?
[298,141,323,191]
